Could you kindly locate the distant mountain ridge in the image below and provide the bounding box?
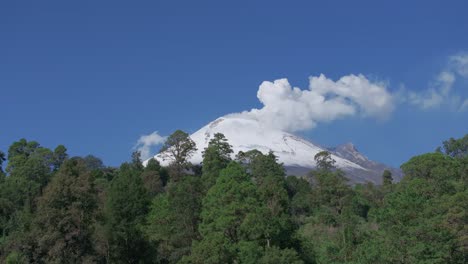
[147,116,402,184]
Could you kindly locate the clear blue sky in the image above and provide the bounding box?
[1,0,467,167]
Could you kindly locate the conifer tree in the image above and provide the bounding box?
[105,163,153,263]
[159,130,197,181]
[201,133,233,190]
[382,169,393,186]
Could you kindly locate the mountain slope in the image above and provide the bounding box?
[148,116,401,184]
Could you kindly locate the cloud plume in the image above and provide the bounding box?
[231,74,395,132]
[135,52,467,158]
[409,53,468,111]
[134,131,166,160]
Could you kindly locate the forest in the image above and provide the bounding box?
[0,132,466,264]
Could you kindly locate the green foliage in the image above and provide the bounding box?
[248,152,293,248]
[285,176,313,222]
[131,150,144,172]
[198,162,258,242]
[190,162,261,262]
[190,157,300,263]
[159,130,197,180]
[52,145,68,171]
[0,150,6,176]
[201,133,233,190]
[105,162,153,263]
[437,134,468,158]
[82,155,105,171]
[314,150,336,171]
[5,251,26,264]
[1,135,466,263]
[141,158,164,197]
[145,175,203,263]
[145,194,173,262]
[259,246,304,264]
[356,177,464,263]
[6,139,55,190]
[0,139,64,252]
[31,158,98,263]
[382,169,393,185]
[401,152,461,195]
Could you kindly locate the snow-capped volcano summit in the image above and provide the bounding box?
[149,115,401,184]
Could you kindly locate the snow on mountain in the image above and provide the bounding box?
[150,115,364,170]
[147,115,401,184]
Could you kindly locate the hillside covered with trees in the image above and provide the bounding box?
[0,133,467,263]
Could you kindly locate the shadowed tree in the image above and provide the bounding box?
[131,150,144,172]
[0,139,59,246]
[0,150,6,176]
[159,130,197,181]
[382,169,393,186]
[52,145,68,172]
[141,158,164,197]
[105,163,153,263]
[201,133,233,190]
[314,151,336,171]
[145,175,203,263]
[31,158,98,263]
[437,134,468,158]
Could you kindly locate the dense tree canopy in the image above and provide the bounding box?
[0,132,466,263]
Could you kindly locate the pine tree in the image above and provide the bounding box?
[105,163,153,263]
[201,133,233,190]
[382,169,393,186]
[146,175,203,263]
[52,145,68,171]
[141,158,164,197]
[0,150,6,177]
[314,151,336,171]
[159,130,197,181]
[190,162,260,263]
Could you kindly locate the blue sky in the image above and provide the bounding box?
[1,0,467,167]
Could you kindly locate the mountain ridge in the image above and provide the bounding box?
[148,116,402,184]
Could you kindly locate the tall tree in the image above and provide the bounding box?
[0,139,58,245]
[401,152,460,195]
[159,130,197,181]
[82,155,105,171]
[382,169,393,186]
[190,160,300,263]
[201,133,233,190]
[141,158,164,197]
[245,152,293,248]
[314,151,336,171]
[6,139,55,189]
[30,158,98,263]
[146,176,204,263]
[131,150,144,172]
[105,163,153,263]
[0,150,5,177]
[52,145,68,171]
[437,134,468,158]
[190,162,260,263]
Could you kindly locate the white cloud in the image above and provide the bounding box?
[310,74,394,120]
[408,71,454,109]
[137,53,467,155]
[449,53,468,77]
[408,53,468,111]
[408,89,444,109]
[460,99,468,111]
[134,131,166,160]
[233,74,395,132]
